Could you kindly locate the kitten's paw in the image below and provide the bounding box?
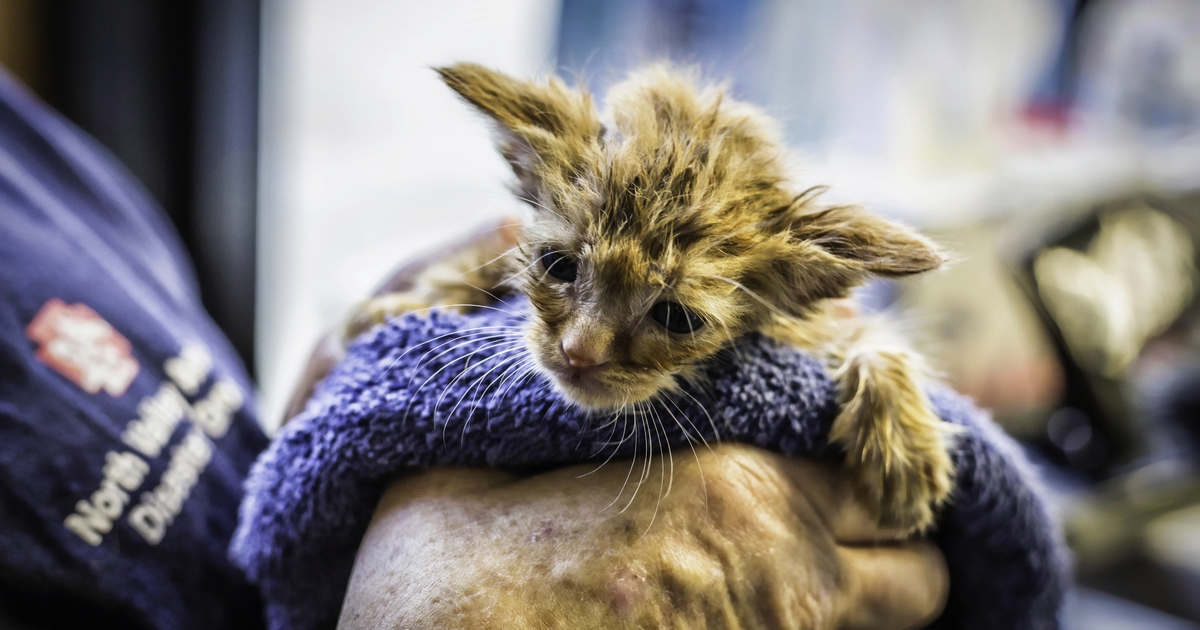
[830,350,957,535]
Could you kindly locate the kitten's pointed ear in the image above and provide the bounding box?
[757,205,946,314]
[436,63,602,198]
[787,205,946,277]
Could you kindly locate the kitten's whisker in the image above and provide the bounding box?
[602,397,635,446]
[534,393,558,430]
[404,338,521,425]
[620,402,652,515]
[676,388,722,443]
[399,331,516,422]
[446,368,496,447]
[639,402,671,537]
[417,331,521,373]
[434,345,523,442]
[409,334,523,384]
[368,301,528,323]
[377,325,520,379]
[589,408,626,432]
[508,365,542,407]
[640,402,658,509]
[573,406,595,452]
[663,394,713,525]
[581,400,628,456]
[659,405,675,513]
[662,394,711,453]
[578,405,630,477]
[408,327,523,371]
[436,344,524,415]
[658,395,706,514]
[454,353,524,447]
[486,357,536,426]
[605,407,640,512]
[453,270,528,309]
[650,402,676,500]
[408,216,525,231]
[418,336,522,396]
[453,352,524,435]
[463,351,524,411]
[597,405,624,450]
[495,357,537,401]
[479,353,533,406]
[618,404,646,513]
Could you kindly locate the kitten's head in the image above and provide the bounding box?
[438,63,944,410]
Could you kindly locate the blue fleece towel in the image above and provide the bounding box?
[231,301,1069,630]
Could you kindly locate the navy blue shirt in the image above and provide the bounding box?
[0,69,268,628]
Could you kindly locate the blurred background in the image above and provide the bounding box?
[2,0,1200,627]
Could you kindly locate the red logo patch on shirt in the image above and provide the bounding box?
[26,299,140,396]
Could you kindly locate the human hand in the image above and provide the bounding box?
[337,444,948,629]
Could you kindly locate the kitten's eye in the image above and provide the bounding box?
[650,301,705,334]
[540,249,578,282]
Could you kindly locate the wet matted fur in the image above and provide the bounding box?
[349,63,956,533]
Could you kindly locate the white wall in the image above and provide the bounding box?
[257,0,559,429]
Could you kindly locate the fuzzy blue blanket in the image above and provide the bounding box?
[230,302,1069,630]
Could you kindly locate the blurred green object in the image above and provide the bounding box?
[1013,191,1200,477]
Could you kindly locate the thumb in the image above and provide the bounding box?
[834,540,949,630]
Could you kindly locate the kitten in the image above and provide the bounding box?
[347,64,956,534]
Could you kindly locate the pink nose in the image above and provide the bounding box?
[562,341,610,370]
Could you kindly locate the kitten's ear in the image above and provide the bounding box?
[786,205,946,277]
[436,63,602,198]
[757,205,946,314]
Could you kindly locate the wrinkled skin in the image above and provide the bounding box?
[337,446,947,630]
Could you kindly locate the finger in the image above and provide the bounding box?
[768,454,913,543]
[835,541,948,630]
[828,487,913,543]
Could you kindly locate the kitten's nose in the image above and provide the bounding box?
[561,339,610,370]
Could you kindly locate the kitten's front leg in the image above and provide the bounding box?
[342,221,520,342]
[824,322,957,535]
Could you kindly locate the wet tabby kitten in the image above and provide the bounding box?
[349,63,956,534]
